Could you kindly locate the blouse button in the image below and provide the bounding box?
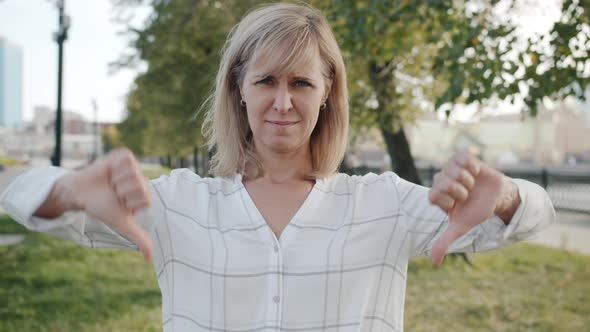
[273,245,279,253]
[273,295,280,303]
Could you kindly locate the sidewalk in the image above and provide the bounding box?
[0,234,24,246]
[526,211,590,255]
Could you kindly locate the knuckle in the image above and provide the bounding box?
[113,148,134,164]
[122,153,135,165]
[457,188,468,201]
[117,147,132,155]
[458,169,469,181]
[433,172,441,182]
[428,189,439,202]
[447,166,460,181]
[442,197,454,211]
[442,180,454,193]
[463,171,475,188]
[454,152,467,163]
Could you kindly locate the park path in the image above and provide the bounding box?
[526,211,590,255]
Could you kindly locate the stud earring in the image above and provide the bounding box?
[320,102,327,110]
[240,99,247,107]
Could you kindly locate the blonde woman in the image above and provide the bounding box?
[0,3,554,331]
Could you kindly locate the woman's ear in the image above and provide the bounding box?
[323,80,332,102]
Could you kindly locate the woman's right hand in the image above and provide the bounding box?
[54,148,153,261]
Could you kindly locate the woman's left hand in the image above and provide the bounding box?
[428,152,506,266]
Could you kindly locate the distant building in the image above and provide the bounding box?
[0,37,23,128]
[0,106,110,160]
[407,100,590,166]
[346,97,590,172]
[32,106,95,135]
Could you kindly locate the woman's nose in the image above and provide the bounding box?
[272,83,293,113]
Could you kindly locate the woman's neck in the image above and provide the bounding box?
[246,143,313,184]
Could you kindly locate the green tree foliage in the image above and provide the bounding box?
[113,0,589,181]
[101,125,123,154]
[313,0,590,183]
[112,0,262,165]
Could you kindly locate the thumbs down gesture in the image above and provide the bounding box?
[427,152,519,266]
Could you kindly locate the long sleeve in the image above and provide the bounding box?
[0,166,165,251]
[386,173,556,258]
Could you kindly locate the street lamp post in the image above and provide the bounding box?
[91,99,98,162]
[50,0,70,166]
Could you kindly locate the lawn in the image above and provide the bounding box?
[142,166,172,181]
[0,213,588,331]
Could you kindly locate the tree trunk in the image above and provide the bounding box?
[203,147,210,176]
[380,125,422,185]
[179,156,188,168]
[193,145,200,174]
[338,158,353,175]
[160,155,172,168]
[368,60,422,185]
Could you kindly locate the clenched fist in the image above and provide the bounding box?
[428,152,506,267]
[49,148,153,261]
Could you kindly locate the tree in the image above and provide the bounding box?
[313,0,590,184]
[111,0,263,169]
[101,125,123,153]
[112,0,590,180]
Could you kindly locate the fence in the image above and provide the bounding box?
[417,164,590,215]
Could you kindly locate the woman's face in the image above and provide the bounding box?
[240,49,327,155]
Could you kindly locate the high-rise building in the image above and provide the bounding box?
[0,37,23,128]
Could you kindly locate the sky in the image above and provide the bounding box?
[0,0,149,123]
[0,0,561,124]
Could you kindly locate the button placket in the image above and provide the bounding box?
[267,235,284,327]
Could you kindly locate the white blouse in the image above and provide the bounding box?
[0,166,555,332]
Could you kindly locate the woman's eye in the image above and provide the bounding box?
[256,78,273,85]
[294,80,311,87]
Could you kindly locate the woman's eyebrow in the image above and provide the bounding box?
[292,75,315,81]
[253,73,274,80]
[251,73,315,81]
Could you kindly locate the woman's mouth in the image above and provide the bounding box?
[266,120,299,127]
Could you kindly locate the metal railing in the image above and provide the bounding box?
[418,164,590,215]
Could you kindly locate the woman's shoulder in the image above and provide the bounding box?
[149,168,242,198]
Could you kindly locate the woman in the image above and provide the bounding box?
[0,3,554,331]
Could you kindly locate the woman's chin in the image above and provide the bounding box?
[264,139,302,154]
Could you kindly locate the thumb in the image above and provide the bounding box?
[117,215,153,262]
[431,222,463,267]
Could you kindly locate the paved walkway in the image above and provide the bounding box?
[526,211,590,255]
[0,234,24,246]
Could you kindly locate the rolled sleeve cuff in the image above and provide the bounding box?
[501,178,556,241]
[0,166,76,231]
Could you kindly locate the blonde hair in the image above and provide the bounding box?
[203,2,349,179]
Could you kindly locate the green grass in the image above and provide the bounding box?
[0,218,161,331]
[142,167,171,180]
[405,247,590,331]
[0,214,28,234]
[0,214,588,331]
